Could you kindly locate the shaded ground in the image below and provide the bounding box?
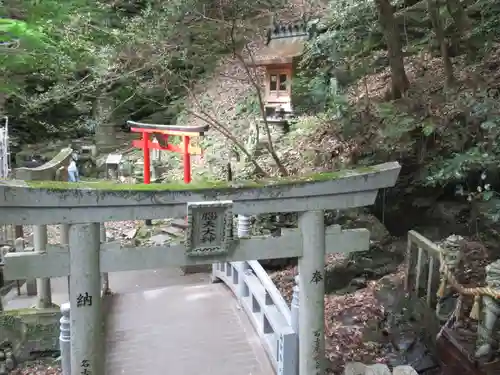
[9,360,61,375]
[268,229,497,374]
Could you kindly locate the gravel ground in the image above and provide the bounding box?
[9,360,61,375]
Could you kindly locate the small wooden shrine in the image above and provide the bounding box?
[247,20,314,118]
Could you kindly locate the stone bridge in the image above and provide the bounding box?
[0,162,402,375]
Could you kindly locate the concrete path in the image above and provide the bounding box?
[105,269,275,375]
[1,269,275,375]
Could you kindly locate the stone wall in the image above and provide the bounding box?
[0,307,60,362]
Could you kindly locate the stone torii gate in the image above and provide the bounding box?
[0,161,401,375]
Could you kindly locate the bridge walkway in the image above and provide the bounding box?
[105,268,274,375]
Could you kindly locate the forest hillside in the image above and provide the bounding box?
[3,0,500,372]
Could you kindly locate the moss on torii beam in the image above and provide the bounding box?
[0,162,401,225]
[21,165,380,192]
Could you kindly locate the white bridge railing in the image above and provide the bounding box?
[213,259,298,375]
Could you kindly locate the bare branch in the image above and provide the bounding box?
[139,92,269,177]
[229,34,289,176]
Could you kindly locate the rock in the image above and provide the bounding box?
[430,201,469,224]
[393,333,417,352]
[124,229,137,239]
[367,274,439,374]
[344,362,368,375]
[393,366,418,375]
[336,209,391,244]
[151,226,165,235]
[259,258,297,270]
[162,226,184,237]
[325,242,405,294]
[0,342,17,374]
[365,364,391,375]
[119,160,133,177]
[171,219,188,230]
[0,246,12,263]
[344,363,420,375]
[350,277,367,288]
[181,265,211,274]
[372,273,407,312]
[149,234,171,246]
[135,226,150,240]
[252,214,303,269]
[22,160,44,168]
[386,336,437,373]
[412,197,436,209]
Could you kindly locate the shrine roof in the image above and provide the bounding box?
[250,39,307,66]
[247,22,311,67]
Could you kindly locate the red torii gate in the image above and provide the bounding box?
[127,121,209,184]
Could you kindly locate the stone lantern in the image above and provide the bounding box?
[475,259,500,358]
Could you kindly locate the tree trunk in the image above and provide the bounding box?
[374,0,410,99]
[428,0,455,86]
[445,0,476,59]
[0,93,5,113]
[446,0,472,33]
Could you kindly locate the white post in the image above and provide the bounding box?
[237,216,251,292]
[298,210,325,375]
[237,215,251,237]
[34,225,52,308]
[100,223,109,294]
[59,302,71,375]
[291,276,299,333]
[69,223,103,375]
[291,275,300,375]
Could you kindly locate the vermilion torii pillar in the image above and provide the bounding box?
[127,121,209,184]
